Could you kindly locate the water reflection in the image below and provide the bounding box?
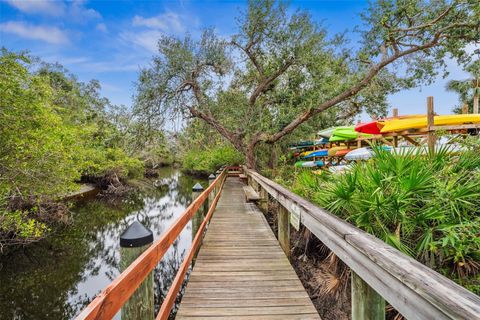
[0,167,207,320]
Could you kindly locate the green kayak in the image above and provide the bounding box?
[329,126,372,142]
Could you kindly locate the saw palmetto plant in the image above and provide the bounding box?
[288,141,480,294]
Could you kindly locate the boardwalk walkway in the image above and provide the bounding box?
[176,177,320,319]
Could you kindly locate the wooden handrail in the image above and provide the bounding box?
[76,169,228,320]
[156,172,226,319]
[243,167,480,320]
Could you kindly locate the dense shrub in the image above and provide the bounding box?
[182,145,244,175]
[0,50,144,248]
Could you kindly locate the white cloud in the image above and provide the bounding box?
[96,23,107,33]
[44,55,89,64]
[0,21,69,44]
[69,0,101,21]
[3,0,65,16]
[120,29,163,53]
[3,0,101,21]
[122,11,196,53]
[132,12,185,33]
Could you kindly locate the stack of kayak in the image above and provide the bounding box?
[291,112,480,170]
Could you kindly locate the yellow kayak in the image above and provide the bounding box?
[381,115,480,133]
[328,146,348,156]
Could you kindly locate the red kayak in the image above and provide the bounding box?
[355,121,384,134]
[356,114,424,134]
[335,149,354,157]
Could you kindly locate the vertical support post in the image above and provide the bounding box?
[472,78,478,114]
[351,272,385,320]
[120,221,154,320]
[208,174,216,208]
[191,182,204,264]
[427,97,436,154]
[259,187,268,213]
[392,108,398,147]
[356,119,362,148]
[277,204,290,259]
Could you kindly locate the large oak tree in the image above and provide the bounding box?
[135,0,480,168]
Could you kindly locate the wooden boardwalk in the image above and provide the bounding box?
[176,177,320,319]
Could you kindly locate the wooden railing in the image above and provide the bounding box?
[243,167,480,320]
[76,167,231,320]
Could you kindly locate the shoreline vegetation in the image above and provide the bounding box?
[0,50,175,251]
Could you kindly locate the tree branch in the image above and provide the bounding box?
[249,58,294,107]
[263,23,462,144]
[187,105,244,151]
[231,40,265,77]
[392,3,456,33]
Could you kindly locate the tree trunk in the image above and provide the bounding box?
[268,145,277,169]
[246,144,257,170]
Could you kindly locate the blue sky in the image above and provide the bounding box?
[0,0,475,119]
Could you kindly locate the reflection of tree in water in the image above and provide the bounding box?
[0,168,207,320]
[153,239,191,319]
[0,199,136,320]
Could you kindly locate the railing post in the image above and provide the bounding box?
[259,187,268,212]
[277,204,290,258]
[192,183,204,264]
[208,174,216,207]
[392,108,398,147]
[192,182,204,234]
[427,97,436,154]
[351,272,385,320]
[120,221,154,320]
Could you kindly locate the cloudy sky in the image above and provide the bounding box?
[0,0,476,117]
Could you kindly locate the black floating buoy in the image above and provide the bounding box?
[120,221,153,248]
[192,182,204,192]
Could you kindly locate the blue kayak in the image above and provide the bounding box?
[303,149,328,159]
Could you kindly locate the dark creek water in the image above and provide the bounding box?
[0,167,207,320]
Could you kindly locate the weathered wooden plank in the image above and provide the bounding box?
[179,298,314,307]
[182,290,311,300]
[176,315,321,320]
[186,280,304,288]
[188,274,301,282]
[177,306,318,316]
[177,177,319,319]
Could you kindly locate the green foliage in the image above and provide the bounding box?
[78,147,144,180]
[280,145,480,294]
[0,50,81,205]
[446,59,480,113]
[0,49,146,247]
[135,0,478,169]
[0,210,49,243]
[183,145,244,175]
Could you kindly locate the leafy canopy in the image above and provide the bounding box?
[135,0,479,168]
